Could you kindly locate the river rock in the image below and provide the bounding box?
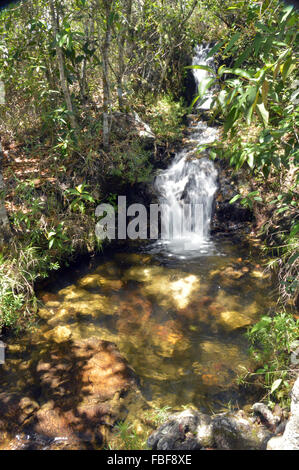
[147,409,203,450]
[196,413,214,447]
[44,325,72,343]
[252,403,281,431]
[77,274,123,291]
[212,411,273,450]
[267,375,299,450]
[147,408,273,450]
[219,310,252,330]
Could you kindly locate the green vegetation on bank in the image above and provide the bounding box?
[0,0,197,329]
[192,1,298,406]
[0,0,298,413]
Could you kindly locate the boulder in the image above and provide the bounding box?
[212,411,273,450]
[147,408,273,451]
[196,413,214,447]
[147,409,203,450]
[267,375,299,450]
[252,403,281,431]
[43,325,72,343]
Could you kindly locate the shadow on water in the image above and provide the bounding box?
[0,236,275,449]
[0,335,138,449]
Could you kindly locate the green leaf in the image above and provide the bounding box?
[229,194,241,204]
[252,33,263,57]
[207,41,225,58]
[223,32,241,54]
[190,94,200,109]
[186,65,215,75]
[276,206,289,214]
[282,58,296,81]
[271,379,282,394]
[198,78,215,99]
[256,102,269,127]
[218,67,253,80]
[290,224,299,237]
[281,5,294,23]
[288,252,299,265]
[234,47,253,68]
[247,153,254,169]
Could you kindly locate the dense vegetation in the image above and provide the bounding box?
[194,0,299,406]
[0,0,298,410]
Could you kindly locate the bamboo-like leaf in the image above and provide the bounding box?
[271,379,282,394]
[282,58,296,81]
[186,64,215,75]
[223,32,241,54]
[261,80,269,105]
[219,67,253,80]
[207,40,225,58]
[256,101,269,126]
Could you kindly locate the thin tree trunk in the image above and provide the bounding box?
[49,0,78,130]
[102,0,115,150]
[0,143,11,247]
[117,36,125,111]
[116,0,133,111]
[80,15,94,102]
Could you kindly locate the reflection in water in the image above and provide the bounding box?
[0,241,274,447]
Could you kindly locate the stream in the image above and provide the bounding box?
[0,45,275,449]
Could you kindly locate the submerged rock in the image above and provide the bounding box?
[219,310,252,330]
[77,274,123,291]
[44,325,72,343]
[0,394,39,433]
[123,265,200,310]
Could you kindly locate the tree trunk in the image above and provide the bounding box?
[116,0,133,111]
[0,143,11,247]
[49,0,78,130]
[102,0,115,150]
[80,15,95,103]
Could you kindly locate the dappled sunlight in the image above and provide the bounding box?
[0,245,275,448]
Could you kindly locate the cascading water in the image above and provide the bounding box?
[192,43,216,110]
[154,44,218,256]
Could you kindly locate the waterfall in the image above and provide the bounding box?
[192,43,216,110]
[154,45,218,257]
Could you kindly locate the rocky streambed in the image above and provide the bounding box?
[147,375,299,451]
[0,242,284,450]
[0,111,297,450]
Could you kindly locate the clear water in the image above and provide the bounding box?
[0,45,274,449]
